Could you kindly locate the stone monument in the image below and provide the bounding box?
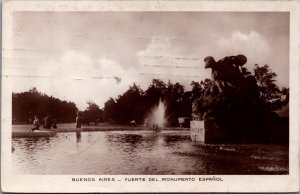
[191,54,282,143]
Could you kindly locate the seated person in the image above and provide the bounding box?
[30,115,40,132]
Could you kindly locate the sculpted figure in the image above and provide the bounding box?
[192,83,219,121]
[204,55,248,95]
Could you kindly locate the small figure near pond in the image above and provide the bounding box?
[76,111,82,128]
[30,115,40,132]
[44,114,58,129]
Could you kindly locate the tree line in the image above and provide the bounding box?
[12,64,288,125]
[103,64,288,126]
[12,87,78,124]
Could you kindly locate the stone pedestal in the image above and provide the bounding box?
[190,120,226,143]
[190,120,205,142]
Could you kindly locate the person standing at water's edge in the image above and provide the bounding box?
[44,114,51,129]
[30,115,40,132]
[76,111,82,128]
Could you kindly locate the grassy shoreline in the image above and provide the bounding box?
[12,123,190,134]
[54,126,190,133]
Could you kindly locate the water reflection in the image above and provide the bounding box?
[22,137,50,151]
[106,133,144,145]
[163,135,191,145]
[12,131,288,175]
[87,133,93,142]
[76,131,81,143]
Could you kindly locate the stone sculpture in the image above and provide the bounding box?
[191,55,284,143]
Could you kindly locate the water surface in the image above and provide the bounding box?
[12,129,288,174]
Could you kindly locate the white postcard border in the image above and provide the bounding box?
[2,0,300,192]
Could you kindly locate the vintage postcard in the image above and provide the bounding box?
[1,0,300,193]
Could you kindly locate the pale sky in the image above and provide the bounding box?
[9,12,289,110]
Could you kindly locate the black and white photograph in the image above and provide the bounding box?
[2,0,300,193]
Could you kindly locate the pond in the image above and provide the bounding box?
[12,129,288,175]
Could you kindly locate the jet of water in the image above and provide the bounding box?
[151,99,167,129]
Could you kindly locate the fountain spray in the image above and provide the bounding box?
[146,99,167,130]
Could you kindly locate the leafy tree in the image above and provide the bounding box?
[191,81,202,99]
[116,83,145,124]
[164,81,186,125]
[103,79,190,126]
[104,97,117,123]
[84,101,104,122]
[254,64,280,101]
[281,87,289,105]
[103,83,146,124]
[144,79,167,109]
[12,88,78,124]
[150,79,167,92]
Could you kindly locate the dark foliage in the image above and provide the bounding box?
[254,64,281,101]
[12,87,78,124]
[103,79,212,126]
[12,64,286,128]
[82,101,105,125]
